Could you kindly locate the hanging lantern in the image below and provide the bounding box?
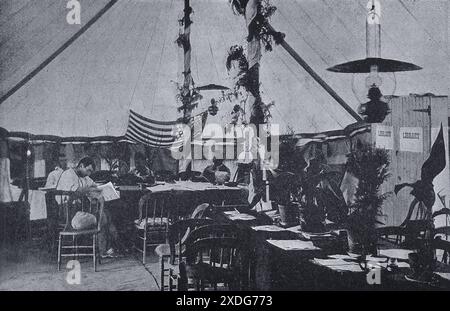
[357,84,390,123]
[327,0,421,123]
[208,98,218,116]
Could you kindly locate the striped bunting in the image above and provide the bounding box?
[125,110,207,148]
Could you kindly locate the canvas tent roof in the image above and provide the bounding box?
[0,0,448,139]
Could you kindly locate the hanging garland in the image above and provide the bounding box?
[224,0,284,125]
[230,0,285,52]
[224,45,274,125]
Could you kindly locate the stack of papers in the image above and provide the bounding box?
[267,240,320,251]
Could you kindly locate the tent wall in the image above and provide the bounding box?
[300,95,449,227]
[374,95,450,227]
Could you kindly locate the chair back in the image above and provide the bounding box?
[184,236,241,269]
[432,237,450,264]
[376,226,423,249]
[167,218,214,264]
[45,190,104,232]
[401,199,430,226]
[184,224,239,246]
[138,192,168,227]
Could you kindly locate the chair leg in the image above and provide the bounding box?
[142,233,146,265]
[72,236,76,261]
[93,234,97,272]
[57,234,62,271]
[96,234,101,265]
[160,255,165,291]
[168,268,174,291]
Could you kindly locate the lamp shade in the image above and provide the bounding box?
[327,57,422,73]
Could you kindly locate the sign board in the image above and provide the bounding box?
[399,127,423,153]
[374,125,394,150]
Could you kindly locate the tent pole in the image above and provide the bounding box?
[267,24,362,122]
[181,0,193,122]
[0,0,119,106]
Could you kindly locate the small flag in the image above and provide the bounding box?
[421,124,446,183]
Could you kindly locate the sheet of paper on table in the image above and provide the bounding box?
[97,182,120,201]
[313,258,364,272]
[435,272,450,281]
[378,249,415,260]
[252,225,287,232]
[264,210,279,217]
[285,225,302,233]
[267,240,320,251]
[38,186,56,191]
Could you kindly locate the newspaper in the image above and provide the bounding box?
[97,182,120,202]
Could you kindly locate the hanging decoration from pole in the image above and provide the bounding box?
[175,0,231,123]
[227,0,284,127]
[175,0,196,124]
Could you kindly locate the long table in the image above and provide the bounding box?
[219,210,450,290]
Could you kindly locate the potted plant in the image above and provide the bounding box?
[270,170,299,227]
[343,143,390,255]
[297,156,334,233]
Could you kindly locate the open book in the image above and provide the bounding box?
[97,182,120,202]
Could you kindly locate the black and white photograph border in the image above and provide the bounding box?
[0,0,449,292]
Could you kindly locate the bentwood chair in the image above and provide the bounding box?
[155,218,214,291]
[178,234,243,291]
[432,237,450,264]
[55,191,104,271]
[135,192,178,264]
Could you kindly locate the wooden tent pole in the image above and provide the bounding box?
[0,0,119,106]
[267,24,362,122]
[181,0,193,122]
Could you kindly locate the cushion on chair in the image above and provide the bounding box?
[155,243,171,257]
[71,211,97,230]
[134,217,168,229]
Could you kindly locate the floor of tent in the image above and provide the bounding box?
[0,239,161,291]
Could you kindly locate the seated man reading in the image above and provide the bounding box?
[56,157,119,258]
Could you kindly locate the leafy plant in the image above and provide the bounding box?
[296,156,344,232]
[342,144,391,253]
[224,45,273,124]
[346,144,390,224]
[229,0,285,52]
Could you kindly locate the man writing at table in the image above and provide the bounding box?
[202,158,231,184]
[56,157,119,258]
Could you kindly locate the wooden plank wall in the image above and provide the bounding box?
[370,95,449,226]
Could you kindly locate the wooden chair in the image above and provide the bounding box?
[178,235,242,291]
[376,226,408,245]
[56,191,104,271]
[376,225,426,250]
[155,218,214,291]
[432,237,450,264]
[434,226,450,237]
[135,192,177,264]
[377,198,434,249]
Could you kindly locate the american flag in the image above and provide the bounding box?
[125,109,207,149]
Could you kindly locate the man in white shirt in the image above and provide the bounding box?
[56,157,119,258]
[44,159,67,188]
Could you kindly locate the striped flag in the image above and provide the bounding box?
[125,110,207,149]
